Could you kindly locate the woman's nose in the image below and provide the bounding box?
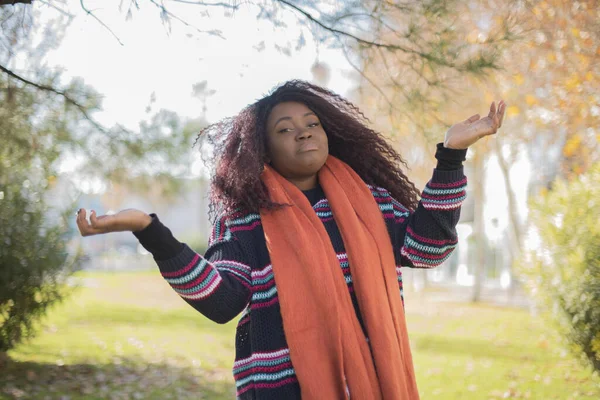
[297,129,312,140]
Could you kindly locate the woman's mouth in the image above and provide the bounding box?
[298,142,319,153]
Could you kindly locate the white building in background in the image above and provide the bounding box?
[411,143,533,291]
[54,137,548,287]
[49,174,213,271]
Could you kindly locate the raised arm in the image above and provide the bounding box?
[76,209,251,324]
[382,99,506,268]
[377,144,467,269]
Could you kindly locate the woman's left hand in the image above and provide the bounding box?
[444,100,506,150]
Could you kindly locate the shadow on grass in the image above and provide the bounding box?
[413,334,554,363]
[68,303,237,335]
[1,356,235,400]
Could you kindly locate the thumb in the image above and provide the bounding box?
[464,114,481,124]
[89,210,103,227]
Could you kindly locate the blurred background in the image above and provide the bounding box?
[1,0,599,399]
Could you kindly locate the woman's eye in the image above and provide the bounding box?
[278,128,292,133]
[308,122,320,128]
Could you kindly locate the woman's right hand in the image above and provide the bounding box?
[76,208,153,237]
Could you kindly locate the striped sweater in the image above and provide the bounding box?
[134,145,467,399]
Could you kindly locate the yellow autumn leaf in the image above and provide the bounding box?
[577,54,590,69]
[529,60,537,71]
[586,71,594,81]
[571,28,580,37]
[547,53,556,62]
[525,95,537,106]
[565,74,581,91]
[514,74,524,86]
[507,106,520,116]
[563,134,582,157]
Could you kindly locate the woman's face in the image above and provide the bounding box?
[265,101,329,190]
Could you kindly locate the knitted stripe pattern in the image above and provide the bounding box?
[154,168,466,399]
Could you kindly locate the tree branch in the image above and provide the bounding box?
[37,0,74,17]
[170,0,239,8]
[148,0,225,38]
[0,0,32,5]
[274,0,433,61]
[0,64,108,133]
[80,0,124,46]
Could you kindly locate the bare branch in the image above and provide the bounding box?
[170,0,240,9]
[0,0,32,5]
[148,0,225,38]
[0,64,108,133]
[37,0,74,17]
[80,0,124,46]
[337,38,399,128]
[274,0,432,60]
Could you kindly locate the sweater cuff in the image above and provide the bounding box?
[155,244,198,274]
[132,214,185,261]
[431,166,466,184]
[435,142,468,170]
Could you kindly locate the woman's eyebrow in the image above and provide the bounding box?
[273,112,317,128]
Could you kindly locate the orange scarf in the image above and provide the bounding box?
[259,156,419,399]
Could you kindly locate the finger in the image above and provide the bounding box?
[498,101,506,128]
[76,208,92,236]
[493,100,504,128]
[75,208,84,233]
[488,101,496,119]
[91,211,115,234]
[89,210,104,229]
[465,114,481,124]
[76,208,86,226]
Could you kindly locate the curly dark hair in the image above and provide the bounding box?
[195,80,421,218]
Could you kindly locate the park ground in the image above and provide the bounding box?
[2,271,599,399]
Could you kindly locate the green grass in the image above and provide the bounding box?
[405,295,600,399]
[2,271,599,399]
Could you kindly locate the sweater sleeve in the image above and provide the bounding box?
[133,214,251,324]
[377,144,468,268]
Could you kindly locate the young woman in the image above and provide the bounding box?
[77,80,505,400]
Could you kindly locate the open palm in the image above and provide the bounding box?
[444,100,506,150]
[76,208,152,237]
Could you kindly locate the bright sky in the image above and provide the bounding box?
[31,1,532,270]
[41,1,353,130]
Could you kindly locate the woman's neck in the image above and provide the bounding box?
[288,175,318,191]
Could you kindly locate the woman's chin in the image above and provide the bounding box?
[301,154,327,172]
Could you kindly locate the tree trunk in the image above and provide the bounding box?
[495,140,526,304]
[471,151,486,302]
[495,140,523,259]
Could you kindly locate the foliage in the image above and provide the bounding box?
[469,0,600,185]
[0,7,197,352]
[353,0,517,131]
[0,69,81,351]
[518,162,600,371]
[0,172,80,352]
[1,1,514,133]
